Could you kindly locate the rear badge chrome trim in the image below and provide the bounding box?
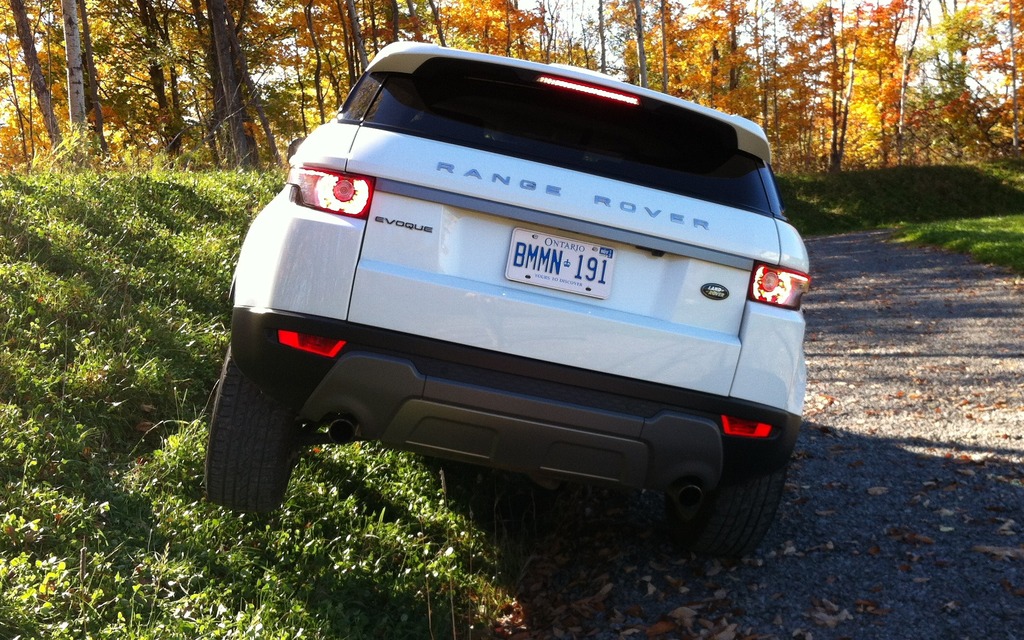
[701,283,730,301]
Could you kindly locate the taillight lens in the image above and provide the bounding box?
[749,263,810,310]
[721,415,773,438]
[290,166,374,218]
[278,330,346,358]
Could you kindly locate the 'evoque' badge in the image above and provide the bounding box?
[701,283,730,301]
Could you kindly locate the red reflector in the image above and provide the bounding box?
[721,416,773,438]
[277,330,346,358]
[749,263,810,310]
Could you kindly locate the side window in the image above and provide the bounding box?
[339,74,383,122]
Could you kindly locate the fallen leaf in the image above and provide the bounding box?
[809,598,853,628]
[1001,579,1024,597]
[668,606,698,623]
[973,545,1024,561]
[645,619,678,636]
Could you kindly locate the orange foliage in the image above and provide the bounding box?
[0,0,1020,171]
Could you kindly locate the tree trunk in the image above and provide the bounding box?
[827,7,859,173]
[404,0,422,40]
[206,0,254,166]
[293,34,309,137]
[632,0,648,88]
[189,0,222,163]
[390,0,400,42]
[1010,0,1020,158]
[346,0,370,69]
[425,0,445,47]
[1,43,30,160]
[79,0,107,153]
[660,0,668,92]
[831,48,857,172]
[897,0,924,165]
[598,0,606,74]
[224,3,280,164]
[138,0,183,153]
[9,0,62,147]
[305,0,327,123]
[61,0,87,126]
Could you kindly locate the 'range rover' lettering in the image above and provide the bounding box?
[436,162,562,196]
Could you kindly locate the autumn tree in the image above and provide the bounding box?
[1011,0,1020,156]
[207,0,254,165]
[60,0,85,127]
[8,0,62,148]
[2,0,1024,171]
[78,0,107,153]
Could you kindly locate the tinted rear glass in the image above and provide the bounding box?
[342,58,778,215]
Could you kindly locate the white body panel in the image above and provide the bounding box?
[233,190,364,320]
[345,129,783,264]
[730,304,808,415]
[349,192,747,394]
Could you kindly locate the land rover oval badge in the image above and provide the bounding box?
[701,283,729,301]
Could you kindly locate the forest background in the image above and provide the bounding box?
[2,0,1022,174]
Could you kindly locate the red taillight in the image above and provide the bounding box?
[536,75,641,106]
[277,330,346,358]
[721,416,773,438]
[749,263,810,310]
[290,166,374,218]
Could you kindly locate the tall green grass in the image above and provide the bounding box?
[778,160,1024,274]
[2,161,1023,638]
[0,171,519,638]
[778,160,1024,236]
[895,215,1024,273]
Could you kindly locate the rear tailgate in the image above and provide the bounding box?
[346,130,781,396]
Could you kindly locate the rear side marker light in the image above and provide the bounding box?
[290,166,374,218]
[721,416,774,439]
[277,330,346,358]
[749,263,810,310]
[537,75,641,107]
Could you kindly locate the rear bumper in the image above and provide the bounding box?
[231,306,801,491]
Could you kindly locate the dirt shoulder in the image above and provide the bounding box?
[500,230,1024,640]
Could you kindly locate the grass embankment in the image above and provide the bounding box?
[2,162,1022,639]
[0,171,519,639]
[779,160,1024,273]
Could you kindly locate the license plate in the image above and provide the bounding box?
[505,228,616,299]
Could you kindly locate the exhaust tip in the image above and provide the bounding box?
[676,483,703,508]
[327,415,358,443]
[667,479,704,522]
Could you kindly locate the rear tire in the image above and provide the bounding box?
[666,463,788,557]
[205,350,299,512]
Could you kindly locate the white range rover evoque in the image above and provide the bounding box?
[205,42,810,557]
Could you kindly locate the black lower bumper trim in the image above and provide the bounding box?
[230,307,801,488]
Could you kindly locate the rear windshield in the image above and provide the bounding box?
[341,58,781,216]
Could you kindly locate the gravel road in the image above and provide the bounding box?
[500,231,1024,640]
